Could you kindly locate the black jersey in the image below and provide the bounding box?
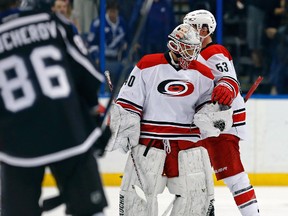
[0,8,104,167]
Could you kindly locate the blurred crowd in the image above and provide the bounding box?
[55,0,288,95]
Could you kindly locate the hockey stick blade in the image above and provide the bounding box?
[161,196,176,216]
[132,185,147,202]
[244,76,263,102]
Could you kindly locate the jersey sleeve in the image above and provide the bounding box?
[115,66,145,117]
[200,46,240,97]
[54,13,104,108]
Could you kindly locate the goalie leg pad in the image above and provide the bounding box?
[167,147,214,216]
[120,145,167,216]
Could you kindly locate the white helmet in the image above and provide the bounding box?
[183,9,217,39]
[167,23,201,69]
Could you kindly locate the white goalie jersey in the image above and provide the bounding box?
[115,52,215,143]
[197,43,247,140]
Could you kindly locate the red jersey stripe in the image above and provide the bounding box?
[233,112,246,123]
[116,102,142,116]
[141,123,200,135]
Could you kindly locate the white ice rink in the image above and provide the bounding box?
[42,186,288,216]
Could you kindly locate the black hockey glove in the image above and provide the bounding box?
[93,126,111,157]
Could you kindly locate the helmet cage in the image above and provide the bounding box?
[168,38,201,62]
[167,24,201,69]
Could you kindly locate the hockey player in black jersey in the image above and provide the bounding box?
[0,0,110,215]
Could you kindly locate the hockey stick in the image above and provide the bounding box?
[104,71,147,202]
[244,76,263,102]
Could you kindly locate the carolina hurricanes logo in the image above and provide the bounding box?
[157,79,194,96]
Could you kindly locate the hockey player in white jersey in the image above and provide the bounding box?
[184,9,261,216]
[107,23,234,216]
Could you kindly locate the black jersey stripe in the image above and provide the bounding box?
[141,132,200,138]
[232,122,246,127]
[239,200,258,209]
[141,119,195,128]
[233,108,246,114]
[234,185,253,195]
[116,98,143,110]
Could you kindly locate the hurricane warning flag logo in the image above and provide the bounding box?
[157,79,194,96]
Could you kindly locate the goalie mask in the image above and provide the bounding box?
[167,23,201,69]
[183,9,217,40]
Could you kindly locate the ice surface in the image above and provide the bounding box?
[42,186,288,216]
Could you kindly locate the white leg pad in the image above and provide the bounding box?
[167,147,214,216]
[119,145,167,216]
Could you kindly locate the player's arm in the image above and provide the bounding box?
[54,13,104,108]
[212,76,240,106]
[205,53,240,106]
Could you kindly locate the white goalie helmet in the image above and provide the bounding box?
[183,9,217,39]
[167,23,201,69]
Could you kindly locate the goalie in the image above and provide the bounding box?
[106,23,233,216]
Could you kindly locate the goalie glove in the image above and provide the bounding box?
[193,103,233,139]
[106,103,141,153]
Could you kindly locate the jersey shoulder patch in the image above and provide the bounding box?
[136,53,168,70]
[201,44,232,61]
[188,60,214,80]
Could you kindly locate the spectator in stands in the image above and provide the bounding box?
[118,0,142,36]
[268,25,288,94]
[265,0,288,94]
[73,0,98,34]
[51,0,80,33]
[138,0,175,56]
[189,0,214,12]
[87,0,128,87]
[246,0,268,79]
